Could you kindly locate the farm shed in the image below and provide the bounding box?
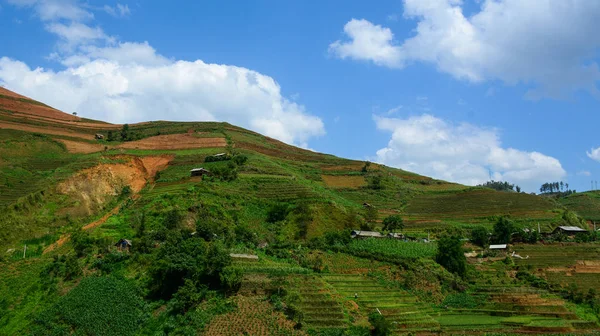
[190,168,210,177]
[230,253,259,261]
[553,226,587,234]
[351,230,385,239]
[115,239,132,251]
[388,233,405,239]
[489,244,507,250]
[95,133,104,140]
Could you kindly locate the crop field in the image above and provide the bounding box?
[513,244,600,267]
[203,296,306,336]
[323,273,441,332]
[321,175,366,189]
[560,192,600,221]
[348,239,437,259]
[404,189,557,222]
[290,276,347,328]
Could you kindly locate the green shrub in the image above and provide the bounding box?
[368,312,391,336]
[31,277,146,336]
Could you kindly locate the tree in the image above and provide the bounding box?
[361,161,371,173]
[516,186,521,193]
[120,124,130,141]
[493,217,515,244]
[470,226,490,248]
[266,203,290,223]
[368,174,384,190]
[72,112,77,116]
[382,215,404,232]
[107,130,115,142]
[364,206,378,226]
[560,181,564,191]
[368,312,391,336]
[435,235,467,278]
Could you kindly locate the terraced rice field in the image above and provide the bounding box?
[404,189,557,221]
[290,276,347,329]
[322,274,440,333]
[320,175,366,189]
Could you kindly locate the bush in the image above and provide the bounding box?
[266,203,291,223]
[435,235,466,278]
[382,215,403,232]
[232,155,248,166]
[71,228,95,257]
[368,312,391,336]
[470,226,490,247]
[493,216,514,244]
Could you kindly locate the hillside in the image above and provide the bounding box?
[1,88,599,335]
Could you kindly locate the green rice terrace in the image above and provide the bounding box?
[0,89,599,335]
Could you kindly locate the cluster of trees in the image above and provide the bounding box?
[105,124,140,142]
[207,154,248,182]
[478,180,521,193]
[470,217,541,247]
[539,181,574,195]
[265,201,314,239]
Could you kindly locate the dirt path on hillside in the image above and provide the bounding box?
[56,139,106,153]
[116,133,227,150]
[43,155,173,254]
[0,120,93,140]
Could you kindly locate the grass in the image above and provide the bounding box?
[347,239,437,259]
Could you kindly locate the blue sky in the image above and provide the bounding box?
[1,0,600,192]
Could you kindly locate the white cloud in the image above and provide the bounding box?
[104,3,130,17]
[329,19,402,68]
[0,1,325,147]
[374,114,565,191]
[8,0,93,22]
[587,147,600,162]
[0,48,325,146]
[578,170,592,177]
[330,0,600,98]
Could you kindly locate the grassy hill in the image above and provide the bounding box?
[1,88,599,335]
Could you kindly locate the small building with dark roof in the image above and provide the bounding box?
[552,226,587,235]
[115,239,132,251]
[190,168,210,177]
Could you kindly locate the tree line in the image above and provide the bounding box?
[477,180,521,193]
[539,181,574,195]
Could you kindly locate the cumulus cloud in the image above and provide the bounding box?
[587,147,600,162]
[578,170,592,177]
[330,0,600,98]
[374,114,565,191]
[1,1,325,147]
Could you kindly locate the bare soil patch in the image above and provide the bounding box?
[321,175,366,188]
[117,133,226,150]
[57,139,106,154]
[0,120,93,140]
[0,96,79,122]
[0,87,30,99]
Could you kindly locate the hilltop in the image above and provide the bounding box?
[1,88,599,335]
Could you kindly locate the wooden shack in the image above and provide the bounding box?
[115,239,132,251]
[351,230,385,239]
[190,168,210,177]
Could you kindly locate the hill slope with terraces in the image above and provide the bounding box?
[1,87,599,335]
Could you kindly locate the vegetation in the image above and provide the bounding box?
[478,180,521,193]
[2,92,600,335]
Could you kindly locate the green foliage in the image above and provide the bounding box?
[470,226,490,247]
[120,123,130,141]
[211,161,238,181]
[493,216,514,244]
[348,239,437,259]
[364,206,378,227]
[164,208,183,230]
[435,235,466,277]
[147,234,231,299]
[382,214,403,232]
[107,130,115,141]
[266,203,291,223]
[361,161,370,173]
[168,279,208,314]
[368,312,391,336]
[293,202,313,239]
[204,153,231,162]
[71,228,95,257]
[477,180,519,192]
[31,277,146,336]
[442,292,483,308]
[232,154,248,166]
[367,174,383,190]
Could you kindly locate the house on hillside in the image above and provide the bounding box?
[552,226,587,236]
[95,133,104,140]
[362,202,373,208]
[190,168,210,177]
[115,239,132,251]
[351,230,385,239]
[388,232,405,239]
